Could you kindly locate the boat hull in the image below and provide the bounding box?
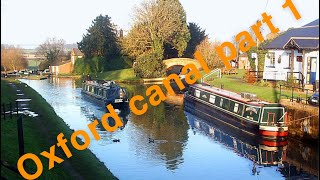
[81,90,128,109]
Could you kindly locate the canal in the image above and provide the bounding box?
[20,78,318,180]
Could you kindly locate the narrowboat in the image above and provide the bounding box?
[184,83,288,139]
[184,110,287,167]
[81,80,129,109]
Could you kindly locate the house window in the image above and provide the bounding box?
[269,52,275,66]
[278,55,281,64]
[296,56,302,62]
[287,53,293,68]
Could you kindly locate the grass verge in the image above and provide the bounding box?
[91,68,140,81]
[204,70,308,103]
[1,78,117,179]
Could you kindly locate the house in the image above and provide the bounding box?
[49,61,73,75]
[237,53,251,70]
[49,48,83,75]
[71,48,84,65]
[263,19,319,87]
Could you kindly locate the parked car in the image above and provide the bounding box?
[307,92,319,106]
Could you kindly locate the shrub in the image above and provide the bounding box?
[244,70,256,83]
[73,57,107,74]
[133,52,166,78]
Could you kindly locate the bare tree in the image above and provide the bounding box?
[1,45,27,71]
[195,37,223,69]
[37,37,66,64]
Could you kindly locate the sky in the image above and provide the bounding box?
[1,0,319,47]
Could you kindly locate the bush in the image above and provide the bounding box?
[133,52,166,78]
[244,70,256,83]
[73,57,107,74]
[276,81,285,88]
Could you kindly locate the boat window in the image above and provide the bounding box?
[222,99,230,109]
[215,96,221,106]
[98,89,102,96]
[219,98,223,107]
[209,95,216,104]
[188,87,194,95]
[234,103,239,113]
[195,90,200,98]
[103,90,107,98]
[243,106,260,122]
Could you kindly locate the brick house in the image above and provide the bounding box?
[49,48,84,75]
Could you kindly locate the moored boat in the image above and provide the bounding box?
[184,83,288,139]
[81,80,129,109]
[184,110,287,167]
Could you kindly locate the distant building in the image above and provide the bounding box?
[50,48,84,75]
[71,48,84,65]
[263,19,319,86]
[238,53,251,70]
[49,61,73,75]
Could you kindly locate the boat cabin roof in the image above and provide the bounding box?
[84,80,119,89]
[191,84,274,106]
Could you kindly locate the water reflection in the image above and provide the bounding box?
[19,77,318,180]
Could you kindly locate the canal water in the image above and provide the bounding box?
[20,78,319,180]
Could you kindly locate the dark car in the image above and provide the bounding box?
[308,92,319,106]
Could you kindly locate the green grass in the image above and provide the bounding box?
[91,68,140,81]
[27,59,43,69]
[204,69,307,103]
[1,78,117,179]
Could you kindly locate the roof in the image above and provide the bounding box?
[303,19,319,27]
[72,48,84,56]
[264,19,319,50]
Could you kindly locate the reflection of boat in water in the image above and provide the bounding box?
[184,84,288,139]
[184,106,288,167]
[80,104,130,131]
[81,80,129,109]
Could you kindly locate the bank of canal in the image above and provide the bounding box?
[15,78,319,179]
[1,79,117,179]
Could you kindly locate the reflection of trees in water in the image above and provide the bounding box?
[280,138,319,178]
[120,83,189,170]
[130,103,189,170]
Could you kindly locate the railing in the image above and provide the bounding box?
[287,72,305,89]
[249,71,264,81]
[201,68,221,83]
[279,85,315,104]
[1,102,27,179]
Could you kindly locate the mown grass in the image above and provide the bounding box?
[204,69,308,103]
[1,78,117,179]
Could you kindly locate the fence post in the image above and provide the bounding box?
[9,103,12,119]
[306,89,309,105]
[291,87,294,102]
[2,104,6,120]
[17,115,25,157]
[16,101,19,115]
[279,85,282,103]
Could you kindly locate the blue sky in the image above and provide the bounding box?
[1,0,319,46]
